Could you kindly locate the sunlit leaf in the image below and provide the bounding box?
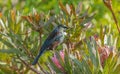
[10,10,16,22]
[113,64,120,74]
[110,54,119,70]
[66,4,71,15]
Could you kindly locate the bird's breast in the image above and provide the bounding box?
[59,33,65,43]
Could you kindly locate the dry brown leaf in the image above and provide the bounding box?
[59,1,69,15]
[34,12,40,22]
[103,0,112,8]
[0,12,2,18]
[70,3,76,16]
[22,16,33,24]
[76,2,82,16]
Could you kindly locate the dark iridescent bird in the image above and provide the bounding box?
[32,25,68,65]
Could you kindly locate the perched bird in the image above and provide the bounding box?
[32,24,68,65]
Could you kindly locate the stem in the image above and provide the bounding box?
[38,63,47,74]
[46,63,55,74]
[110,8,120,33]
[17,56,41,74]
[23,44,34,58]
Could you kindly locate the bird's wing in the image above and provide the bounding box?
[41,28,59,50]
[46,29,59,41]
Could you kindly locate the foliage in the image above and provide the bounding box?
[0,0,120,74]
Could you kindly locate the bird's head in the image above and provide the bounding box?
[57,24,68,31]
[57,24,68,35]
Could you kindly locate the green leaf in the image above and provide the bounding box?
[70,55,82,73]
[64,51,72,74]
[0,38,14,48]
[110,54,119,70]
[87,39,97,67]
[113,64,120,74]
[0,48,22,55]
[72,58,84,73]
[0,65,14,74]
[81,59,92,74]
[80,14,94,26]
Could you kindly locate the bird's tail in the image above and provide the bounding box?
[32,49,45,65]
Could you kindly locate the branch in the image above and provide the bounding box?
[17,56,41,74]
[103,0,120,33]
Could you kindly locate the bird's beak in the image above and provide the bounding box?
[64,26,68,29]
[63,27,68,32]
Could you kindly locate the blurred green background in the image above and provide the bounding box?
[1,0,120,29]
[0,0,120,74]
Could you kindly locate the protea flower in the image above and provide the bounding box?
[93,35,116,67]
[98,45,115,67]
[51,50,65,72]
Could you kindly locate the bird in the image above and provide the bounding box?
[32,24,68,65]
